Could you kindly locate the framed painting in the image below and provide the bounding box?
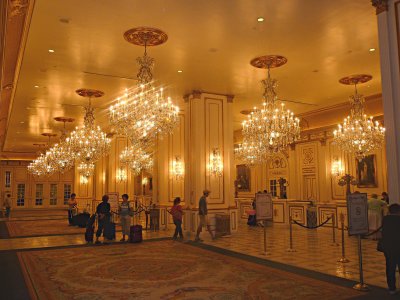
[236,164,251,192]
[356,154,377,188]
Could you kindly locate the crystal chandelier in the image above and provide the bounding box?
[67,89,111,166]
[27,133,58,176]
[77,162,95,177]
[109,27,179,146]
[238,55,300,164]
[234,141,265,166]
[45,117,75,173]
[120,144,153,176]
[333,74,385,161]
[209,148,223,177]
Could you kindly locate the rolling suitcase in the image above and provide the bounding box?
[129,225,143,243]
[72,213,90,228]
[103,221,116,240]
[85,226,94,243]
[85,214,96,243]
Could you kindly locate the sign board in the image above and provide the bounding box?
[107,192,119,213]
[256,193,273,221]
[347,193,369,236]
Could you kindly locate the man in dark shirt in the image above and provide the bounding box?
[382,203,400,295]
[95,195,110,244]
[194,189,215,242]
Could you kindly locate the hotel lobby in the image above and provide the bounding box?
[1,0,400,299]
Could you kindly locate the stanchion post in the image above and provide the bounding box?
[338,213,349,263]
[262,220,268,255]
[286,215,296,252]
[353,234,369,291]
[331,213,339,246]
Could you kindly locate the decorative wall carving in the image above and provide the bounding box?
[9,0,28,18]
[371,0,389,14]
[302,147,315,166]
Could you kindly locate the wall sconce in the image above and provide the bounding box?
[331,158,344,177]
[209,148,223,177]
[116,167,127,183]
[80,175,89,185]
[142,177,148,185]
[172,156,184,180]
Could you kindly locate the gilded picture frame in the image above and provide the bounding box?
[236,164,251,192]
[356,154,377,188]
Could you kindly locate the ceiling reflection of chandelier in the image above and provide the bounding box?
[333,74,385,161]
[120,145,153,176]
[237,55,300,165]
[67,89,111,169]
[109,27,179,147]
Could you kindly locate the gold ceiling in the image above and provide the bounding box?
[3,0,381,154]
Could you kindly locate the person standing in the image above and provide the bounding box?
[382,192,390,205]
[3,193,11,218]
[119,194,131,242]
[194,190,215,242]
[367,193,387,240]
[95,195,111,244]
[67,193,78,225]
[382,204,400,295]
[170,197,184,240]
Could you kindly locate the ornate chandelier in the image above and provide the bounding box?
[333,74,385,161]
[234,141,265,166]
[77,162,95,177]
[120,144,153,176]
[27,134,58,176]
[67,89,111,167]
[238,55,300,165]
[45,117,75,173]
[109,27,179,146]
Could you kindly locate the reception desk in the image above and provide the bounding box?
[237,198,345,227]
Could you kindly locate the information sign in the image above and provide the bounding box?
[256,193,273,221]
[347,193,369,236]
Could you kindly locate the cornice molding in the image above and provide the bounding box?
[371,0,389,14]
[183,90,235,102]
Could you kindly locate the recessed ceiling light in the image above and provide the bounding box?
[48,49,55,53]
[369,48,376,52]
[34,85,39,88]
[20,121,24,124]
[257,17,264,22]
[177,70,183,73]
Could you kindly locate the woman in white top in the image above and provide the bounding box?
[119,194,132,241]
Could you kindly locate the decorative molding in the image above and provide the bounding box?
[371,0,389,14]
[9,0,28,19]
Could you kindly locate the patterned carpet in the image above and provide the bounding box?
[6,219,85,237]
[18,240,361,300]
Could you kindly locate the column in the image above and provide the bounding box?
[183,91,238,235]
[373,0,400,203]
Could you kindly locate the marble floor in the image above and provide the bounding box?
[0,216,393,293]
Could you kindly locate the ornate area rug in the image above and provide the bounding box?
[6,219,85,237]
[18,241,360,299]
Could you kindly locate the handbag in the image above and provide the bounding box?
[377,238,384,252]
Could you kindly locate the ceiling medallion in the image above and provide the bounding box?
[333,74,385,161]
[75,89,104,98]
[236,55,300,166]
[123,27,168,46]
[250,55,288,69]
[338,74,373,85]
